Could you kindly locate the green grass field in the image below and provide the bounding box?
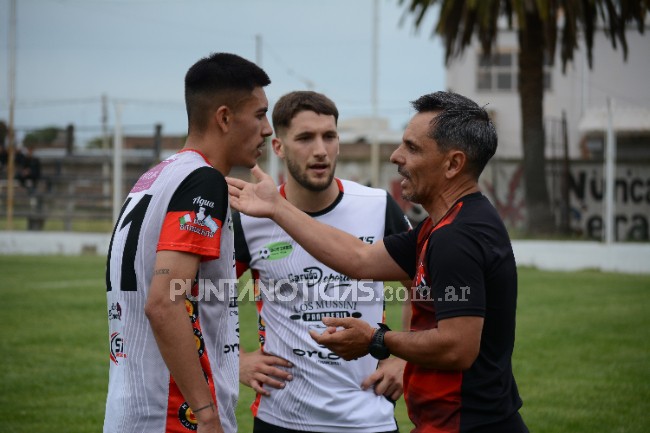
[0,255,649,432]
[0,217,114,233]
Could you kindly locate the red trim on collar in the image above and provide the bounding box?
[178,149,211,166]
[279,178,344,199]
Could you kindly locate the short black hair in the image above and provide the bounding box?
[411,91,497,178]
[272,91,339,137]
[185,52,271,134]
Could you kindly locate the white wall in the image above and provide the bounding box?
[512,240,650,274]
[1,232,648,275]
[0,232,111,256]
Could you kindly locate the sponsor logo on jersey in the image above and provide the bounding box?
[289,310,362,322]
[293,300,358,312]
[224,342,240,354]
[358,235,376,244]
[178,207,219,237]
[108,302,122,321]
[131,158,173,193]
[110,332,126,365]
[178,402,198,431]
[286,266,352,292]
[292,347,341,365]
[258,241,293,260]
[192,196,215,209]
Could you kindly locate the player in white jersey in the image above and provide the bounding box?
[233,91,412,433]
[104,52,273,433]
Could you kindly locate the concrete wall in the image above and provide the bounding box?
[0,232,111,256]
[479,159,650,240]
[512,240,649,274]
[1,231,648,275]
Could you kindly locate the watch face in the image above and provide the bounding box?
[369,344,390,360]
[368,324,391,360]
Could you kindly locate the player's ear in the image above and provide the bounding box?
[272,137,285,159]
[215,105,231,132]
[445,150,466,179]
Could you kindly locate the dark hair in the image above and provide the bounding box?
[411,91,497,178]
[184,52,271,134]
[272,91,338,136]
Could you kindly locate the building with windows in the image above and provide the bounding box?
[444,27,650,240]
[446,28,650,160]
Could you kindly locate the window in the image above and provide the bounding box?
[477,51,552,92]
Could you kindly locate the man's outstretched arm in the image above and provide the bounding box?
[311,316,483,371]
[227,166,409,282]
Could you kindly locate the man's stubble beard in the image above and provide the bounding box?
[286,158,337,192]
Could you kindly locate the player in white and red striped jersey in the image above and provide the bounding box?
[103,52,272,433]
[234,91,412,433]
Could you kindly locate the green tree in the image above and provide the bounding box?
[23,126,61,148]
[398,0,649,235]
[86,135,113,149]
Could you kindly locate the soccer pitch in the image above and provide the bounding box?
[0,255,648,432]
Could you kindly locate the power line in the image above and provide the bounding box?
[0,97,184,110]
[1,97,101,108]
[263,41,317,90]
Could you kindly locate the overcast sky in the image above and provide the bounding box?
[0,0,445,145]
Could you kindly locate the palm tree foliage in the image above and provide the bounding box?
[398,0,649,234]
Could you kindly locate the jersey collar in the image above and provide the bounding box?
[279,178,344,217]
[279,178,344,198]
[177,148,211,166]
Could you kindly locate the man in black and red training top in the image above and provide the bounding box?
[227,91,528,433]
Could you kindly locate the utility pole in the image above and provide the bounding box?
[5,0,17,230]
[102,94,110,204]
[112,102,124,223]
[369,0,380,187]
[560,111,570,235]
[256,34,279,184]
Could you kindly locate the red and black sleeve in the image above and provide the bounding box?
[157,166,228,261]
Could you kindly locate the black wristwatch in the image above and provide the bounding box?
[368,323,391,360]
